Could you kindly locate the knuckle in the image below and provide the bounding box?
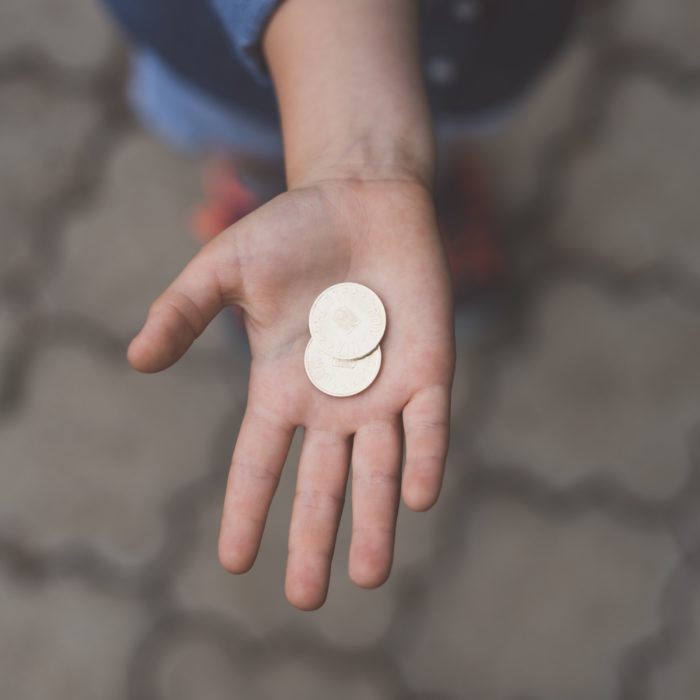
[230,459,280,486]
[406,417,448,432]
[407,454,443,470]
[351,524,394,538]
[353,468,399,487]
[294,488,343,511]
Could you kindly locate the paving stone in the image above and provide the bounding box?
[554,78,700,278]
[650,589,700,700]
[0,303,17,365]
[156,637,259,700]
[0,575,142,700]
[400,500,678,699]
[175,427,451,647]
[45,132,231,356]
[0,343,232,565]
[0,79,99,207]
[0,0,116,71]
[0,207,34,282]
[0,81,100,277]
[480,37,593,210]
[478,281,700,499]
[616,0,700,62]
[257,658,386,700]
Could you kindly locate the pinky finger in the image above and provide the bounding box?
[401,385,451,511]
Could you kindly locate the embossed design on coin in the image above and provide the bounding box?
[333,306,359,332]
[304,338,381,397]
[309,283,386,360]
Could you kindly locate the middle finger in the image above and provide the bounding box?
[285,427,351,610]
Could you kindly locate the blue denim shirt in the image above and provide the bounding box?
[102,0,576,128]
[208,0,282,80]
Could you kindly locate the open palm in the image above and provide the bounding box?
[128,178,455,609]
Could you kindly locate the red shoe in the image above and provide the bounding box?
[189,158,260,244]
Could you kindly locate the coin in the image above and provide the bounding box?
[308,282,386,360]
[304,338,381,397]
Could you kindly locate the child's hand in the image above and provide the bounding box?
[131,0,454,610]
[128,175,455,609]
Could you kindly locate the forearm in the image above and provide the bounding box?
[262,0,435,190]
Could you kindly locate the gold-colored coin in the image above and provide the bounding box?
[308,282,386,360]
[304,338,381,397]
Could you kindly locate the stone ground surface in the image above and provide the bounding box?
[1,1,700,699]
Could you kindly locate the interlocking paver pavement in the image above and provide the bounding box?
[43,132,233,356]
[400,503,678,699]
[0,577,142,700]
[614,0,700,62]
[651,594,700,700]
[554,79,700,278]
[0,82,100,278]
[478,281,700,499]
[0,305,16,366]
[2,1,700,699]
[153,637,259,700]
[0,344,234,565]
[482,36,594,210]
[257,659,386,700]
[0,0,115,71]
[0,83,100,209]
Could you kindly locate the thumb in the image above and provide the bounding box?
[127,237,242,373]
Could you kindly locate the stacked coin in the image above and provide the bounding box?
[304,282,386,397]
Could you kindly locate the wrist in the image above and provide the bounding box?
[263,0,435,192]
[286,129,436,192]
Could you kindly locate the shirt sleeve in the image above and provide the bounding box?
[209,0,284,84]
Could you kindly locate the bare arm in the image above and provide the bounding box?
[263,0,435,189]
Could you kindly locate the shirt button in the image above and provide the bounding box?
[426,56,457,85]
[451,0,480,22]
